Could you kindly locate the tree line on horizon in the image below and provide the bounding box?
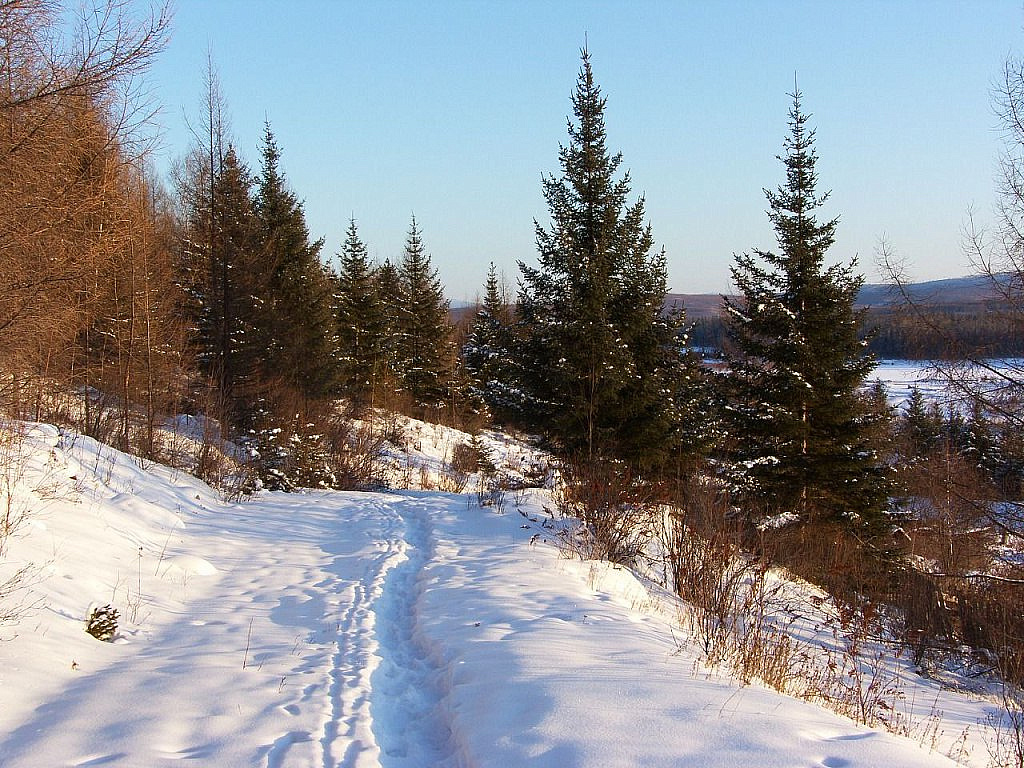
[690,301,1024,359]
[2,1,1022,689]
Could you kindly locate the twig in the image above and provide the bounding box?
[243,617,253,669]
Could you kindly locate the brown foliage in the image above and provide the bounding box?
[556,458,662,565]
[0,1,184,441]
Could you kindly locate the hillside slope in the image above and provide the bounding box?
[0,420,1006,766]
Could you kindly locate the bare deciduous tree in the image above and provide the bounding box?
[0,0,171,418]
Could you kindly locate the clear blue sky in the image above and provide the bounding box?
[148,0,1024,302]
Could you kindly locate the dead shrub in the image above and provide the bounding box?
[901,451,998,577]
[436,440,480,494]
[956,579,1024,686]
[668,515,746,660]
[889,567,954,667]
[755,520,894,605]
[555,458,660,566]
[322,414,389,490]
[731,564,808,690]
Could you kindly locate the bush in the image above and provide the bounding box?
[555,458,659,566]
[85,604,119,642]
[957,580,1024,686]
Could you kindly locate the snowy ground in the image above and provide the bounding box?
[0,419,1014,767]
[872,359,949,406]
[871,358,1024,409]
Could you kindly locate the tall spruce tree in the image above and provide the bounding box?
[254,122,338,401]
[516,48,689,472]
[207,147,263,409]
[334,218,386,409]
[374,257,405,404]
[723,88,890,535]
[463,263,518,421]
[396,216,453,411]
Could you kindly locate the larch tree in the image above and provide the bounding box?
[722,87,890,538]
[516,48,690,473]
[0,0,170,418]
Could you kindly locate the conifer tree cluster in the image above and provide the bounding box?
[461,53,900,579]
[333,216,455,416]
[175,85,456,485]
[178,120,340,435]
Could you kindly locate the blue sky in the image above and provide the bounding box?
[148,0,1024,302]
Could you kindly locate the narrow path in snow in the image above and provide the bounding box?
[318,497,404,768]
[369,498,457,768]
[261,495,410,768]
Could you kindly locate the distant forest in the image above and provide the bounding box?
[684,277,1024,359]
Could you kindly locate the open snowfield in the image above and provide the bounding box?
[872,359,950,405]
[871,358,1024,409]
[0,419,1014,767]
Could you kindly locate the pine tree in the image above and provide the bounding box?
[334,218,386,409]
[463,262,518,421]
[516,48,690,472]
[254,122,338,401]
[374,257,405,405]
[722,87,890,534]
[210,148,264,407]
[396,216,453,412]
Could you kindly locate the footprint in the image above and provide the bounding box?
[74,754,129,766]
[282,703,300,716]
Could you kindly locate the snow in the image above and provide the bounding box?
[870,359,951,407]
[0,418,1011,766]
[870,358,1024,409]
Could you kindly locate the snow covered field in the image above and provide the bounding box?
[872,359,950,405]
[871,358,1024,409]
[0,419,1015,766]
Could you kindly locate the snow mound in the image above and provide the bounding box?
[160,554,218,576]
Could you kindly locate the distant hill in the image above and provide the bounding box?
[670,274,1010,319]
[665,293,726,319]
[452,274,1013,331]
[854,274,1005,308]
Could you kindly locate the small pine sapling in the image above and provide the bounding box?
[85,604,119,641]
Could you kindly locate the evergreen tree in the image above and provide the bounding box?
[964,399,998,471]
[722,88,890,534]
[334,218,386,409]
[396,216,453,412]
[254,122,338,401]
[516,48,689,472]
[208,147,263,408]
[374,257,405,404]
[900,386,944,456]
[463,262,518,421]
[173,144,264,418]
